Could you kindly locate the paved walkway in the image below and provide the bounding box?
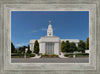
[11,58,89,63]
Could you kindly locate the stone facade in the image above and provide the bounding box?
[30,21,79,55]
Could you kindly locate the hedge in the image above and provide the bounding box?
[75,53,89,57]
[11,53,35,57]
[29,54,35,57]
[64,54,73,57]
[64,53,89,57]
[11,53,24,56]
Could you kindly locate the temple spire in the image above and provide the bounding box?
[47,20,53,36]
[49,20,51,24]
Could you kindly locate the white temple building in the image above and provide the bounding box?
[30,21,79,55]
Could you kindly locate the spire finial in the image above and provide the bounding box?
[49,20,51,24]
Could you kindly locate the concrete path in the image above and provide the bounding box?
[11,58,89,63]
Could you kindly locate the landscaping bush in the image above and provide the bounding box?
[26,53,30,56]
[44,54,49,56]
[29,54,35,57]
[75,53,89,57]
[38,53,42,55]
[11,53,35,58]
[41,54,48,58]
[11,53,24,56]
[64,53,89,58]
[52,54,58,57]
[64,54,73,57]
[25,53,35,57]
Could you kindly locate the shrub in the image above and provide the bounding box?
[26,53,35,57]
[75,53,89,57]
[30,54,35,57]
[38,53,42,55]
[26,53,30,56]
[64,53,89,58]
[11,53,24,56]
[44,53,49,56]
[64,54,73,57]
[11,53,35,57]
[52,54,58,57]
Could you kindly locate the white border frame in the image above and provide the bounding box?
[3,4,96,71]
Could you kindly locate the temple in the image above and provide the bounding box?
[30,21,79,55]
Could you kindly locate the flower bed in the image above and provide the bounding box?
[41,54,59,58]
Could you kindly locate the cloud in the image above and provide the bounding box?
[15,43,28,47]
[30,28,47,33]
[16,44,24,47]
[25,27,47,35]
[25,30,38,34]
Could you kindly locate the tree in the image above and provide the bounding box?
[34,40,39,54]
[86,37,89,50]
[66,41,70,52]
[70,42,77,52]
[11,42,15,53]
[18,46,27,54]
[61,41,66,52]
[27,45,32,54]
[28,45,30,50]
[78,40,86,53]
[14,50,17,53]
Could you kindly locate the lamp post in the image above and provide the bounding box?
[24,48,28,59]
[73,52,76,58]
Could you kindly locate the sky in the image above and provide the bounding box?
[11,11,89,48]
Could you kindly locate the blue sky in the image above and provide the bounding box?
[11,11,89,48]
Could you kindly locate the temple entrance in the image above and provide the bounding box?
[45,42,54,55]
